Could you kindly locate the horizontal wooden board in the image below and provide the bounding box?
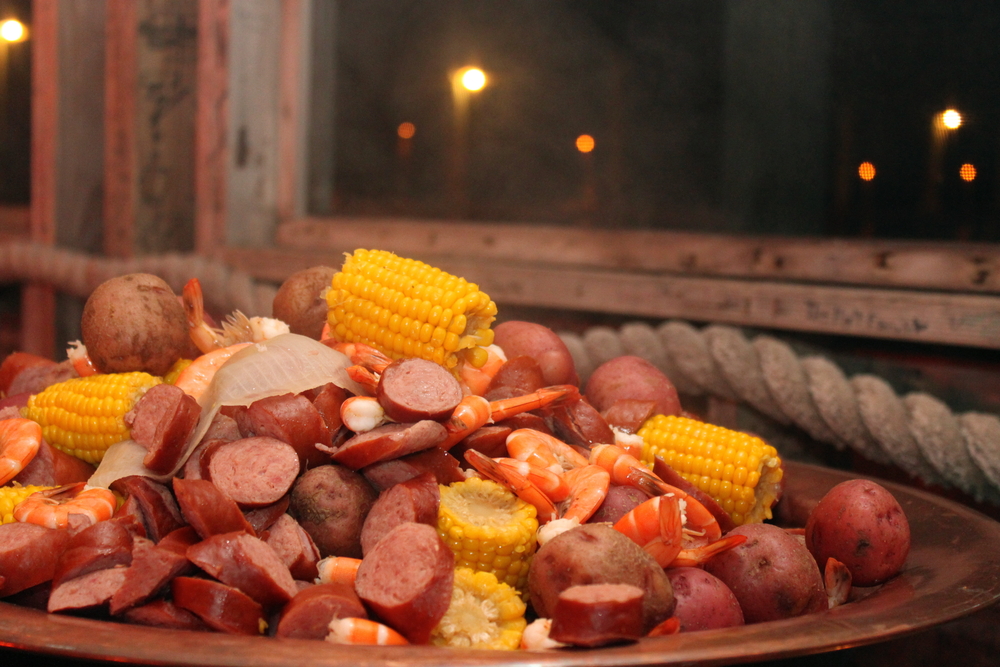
[276,218,1000,294]
[223,246,1000,349]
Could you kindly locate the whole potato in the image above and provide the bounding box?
[492,321,579,386]
[528,523,674,633]
[703,523,826,624]
[81,273,197,376]
[666,567,744,632]
[289,464,378,558]
[805,479,910,586]
[584,355,681,417]
[272,266,336,339]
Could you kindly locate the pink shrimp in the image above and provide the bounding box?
[614,494,685,567]
[65,341,99,377]
[506,428,590,473]
[0,417,42,485]
[325,341,394,374]
[339,396,387,433]
[13,482,116,529]
[182,278,289,354]
[456,343,506,396]
[590,443,721,545]
[440,385,579,450]
[327,617,409,646]
[558,464,610,524]
[315,556,363,587]
[464,449,559,523]
[173,342,252,400]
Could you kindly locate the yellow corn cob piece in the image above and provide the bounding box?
[22,372,163,464]
[0,484,52,524]
[638,414,784,526]
[163,358,193,385]
[437,477,537,595]
[326,248,498,372]
[430,567,527,650]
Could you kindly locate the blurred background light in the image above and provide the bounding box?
[941,108,962,130]
[0,18,25,42]
[575,134,595,153]
[960,163,976,182]
[858,161,876,181]
[397,122,416,139]
[458,67,486,92]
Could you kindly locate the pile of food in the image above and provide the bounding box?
[0,249,911,650]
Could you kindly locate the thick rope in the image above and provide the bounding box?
[560,320,1000,504]
[4,241,999,502]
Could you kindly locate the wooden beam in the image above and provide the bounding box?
[277,217,1000,294]
[0,205,30,243]
[222,245,1000,349]
[195,0,229,255]
[103,0,138,257]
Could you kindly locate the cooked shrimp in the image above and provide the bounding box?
[13,482,116,529]
[520,618,566,650]
[324,341,393,374]
[182,278,290,354]
[0,417,42,485]
[66,340,99,377]
[456,343,506,396]
[669,534,747,568]
[327,617,409,646]
[315,556,363,586]
[506,428,589,474]
[173,342,251,400]
[440,385,578,450]
[345,365,380,395]
[340,396,387,433]
[614,494,685,568]
[464,449,558,523]
[646,617,682,637]
[558,464,610,524]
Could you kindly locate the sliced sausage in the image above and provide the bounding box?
[449,425,512,465]
[360,472,440,556]
[128,383,202,474]
[549,583,645,647]
[7,359,76,396]
[172,477,255,539]
[274,582,367,640]
[551,397,615,447]
[354,522,455,644]
[331,420,447,470]
[288,464,378,559]
[171,576,264,635]
[0,522,71,597]
[263,513,321,581]
[204,436,300,508]
[244,496,290,534]
[494,412,553,435]
[484,355,546,401]
[0,351,57,396]
[156,525,201,556]
[600,398,658,433]
[652,456,735,533]
[311,382,347,431]
[53,518,134,586]
[47,566,129,613]
[109,537,192,615]
[242,393,332,468]
[376,357,463,422]
[360,446,465,492]
[12,437,96,487]
[185,531,298,608]
[201,411,243,442]
[121,599,211,631]
[110,475,186,542]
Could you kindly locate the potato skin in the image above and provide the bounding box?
[81,273,196,376]
[528,523,674,633]
[289,464,378,558]
[666,567,744,632]
[272,266,336,339]
[492,321,579,386]
[584,355,681,417]
[805,479,910,586]
[703,523,826,624]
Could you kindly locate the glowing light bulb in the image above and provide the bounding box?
[0,19,25,42]
[459,67,486,92]
[858,162,876,181]
[941,109,962,130]
[576,135,595,153]
[960,163,976,182]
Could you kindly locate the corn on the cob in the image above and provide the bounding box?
[163,358,192,385]
[0,484,52,524]
[638,414,783,526]
[430,567,527,650]
[21,372,163,464]
[437,477,537,595]
[326,249,498,373]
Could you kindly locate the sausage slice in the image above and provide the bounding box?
[376,357,463,422]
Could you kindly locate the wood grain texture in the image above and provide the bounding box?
[195,0,229,255]
[103,0,138,257]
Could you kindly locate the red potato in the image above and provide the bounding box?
[288,464,378,558]
[805,479,910,586]
[703,523,826,624]
[585,355,681,418]
[666,567,744,632]
[493,321,579,386]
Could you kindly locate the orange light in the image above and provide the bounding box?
[397,122,416,140]
[0,19,25,42]
[941,109,962,130]
[458,67,487,92]
[960,163,977,182]
[576,134,595,153]
[858,162,876,181]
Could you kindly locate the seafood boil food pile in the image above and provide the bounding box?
[0,250,911,650]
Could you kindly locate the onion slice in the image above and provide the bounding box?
[90,334,362,488]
